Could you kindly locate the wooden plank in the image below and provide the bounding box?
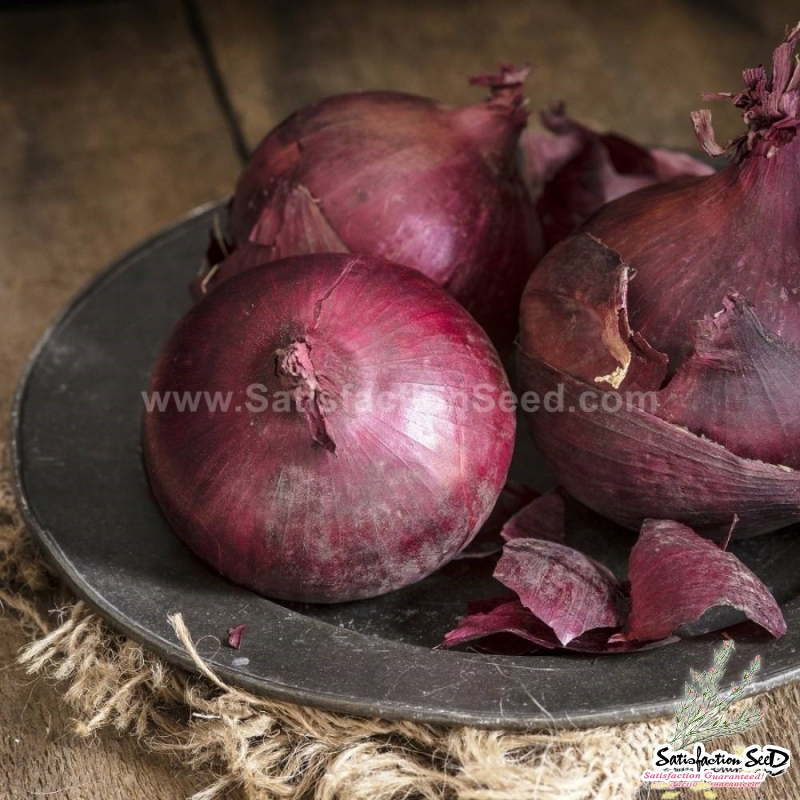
[0,0,241,421]
[0,1,242,795]
[198,0,795,153]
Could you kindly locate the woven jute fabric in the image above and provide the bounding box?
[2,443,798,800]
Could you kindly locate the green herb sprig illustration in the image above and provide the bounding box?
[670,640,764,750]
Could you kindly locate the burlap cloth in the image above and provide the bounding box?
[1,443,798,800]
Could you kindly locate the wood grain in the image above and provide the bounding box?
[0,0,241,422]
[197,0,796,152]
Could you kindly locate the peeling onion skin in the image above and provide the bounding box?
[518,235,800,538]
[583,25,800,368]
[517,27,800,539]
[144,254,516,603]
[496,537,627,646]
[585,148,800,367]
[520,104,713,250]
[190,241,273,302]
[443,492,786,654]
[213,67,542,349]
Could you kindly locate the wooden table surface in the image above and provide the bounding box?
[0,1,796,797]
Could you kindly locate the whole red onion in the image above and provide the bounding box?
[145,253,515,603]
[200,67,542,348]
[518,26,800,538]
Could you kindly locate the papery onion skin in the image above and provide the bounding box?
[444,490,785,655]
[190,241,272,301]
[624,519,786,641]
[496,537,627,645]
[585,149,800,366]
[441,597,646,654]
[520,103,713,250]
[206,67,542,349]
[517,27,800,538]
[518,235,800,538]
[145,253,516,603]
[583,24,800,366]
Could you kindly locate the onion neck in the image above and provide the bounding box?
[688,127,800,227]
[457,65,530,171]
[275,339,336,454]
[734,126,800,185]
[693,23,800,165]
[583,127,800,372]
[708,129,800,243]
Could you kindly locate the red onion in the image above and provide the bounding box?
[520,104,713,249]
[145,253,515,603]
[200,67,542,348]
[227,624,246,650]
[517,27,800,538]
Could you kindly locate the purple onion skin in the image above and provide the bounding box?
[520,104,713,250]
[583,24,800,367]
[144,253,515,603]
[586,143,800,367]
[518,236,800,539]
[495,537,626,646]
[444,491,786,654]
[220,70,542,349]
[517,29,800,538]
[625,519,786,641]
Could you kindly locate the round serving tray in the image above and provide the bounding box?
[11,202,800,729]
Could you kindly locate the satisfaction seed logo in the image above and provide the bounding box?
[641,640,790,794]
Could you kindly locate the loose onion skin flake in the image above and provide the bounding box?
[442,492,785,656]
[518,27,800,538]
[144,254,516,603]
[623,519,786,642]
[199,67,542,349]
[495,537,627,646]
[520,104,713,249]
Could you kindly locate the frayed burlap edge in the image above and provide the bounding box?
[0,442,705,800]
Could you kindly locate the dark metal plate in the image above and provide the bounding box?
[11,202,800,729]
